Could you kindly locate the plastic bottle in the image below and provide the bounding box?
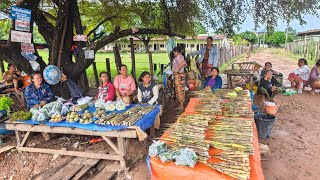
[298,82,303,93]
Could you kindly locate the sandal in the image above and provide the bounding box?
[310,91,316,95]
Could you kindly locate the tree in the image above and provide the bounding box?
[0,0,319,96]
[265,31,295,46]
[240,31,258,44]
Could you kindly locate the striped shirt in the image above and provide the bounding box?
[293,65,310,81]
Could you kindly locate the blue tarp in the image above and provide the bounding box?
[15,104,161,132]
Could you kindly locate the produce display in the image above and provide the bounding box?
[79,110,93,124]
[105,102,116,111]
[66,112,80,123]
[0,96,14,114]
[70,103,88,112]
[93,108,107,118]
[49,114,64,122]
[9,111,32,121]
[115,101,126,111]
[94,112,117,125]
[156,88,255,180]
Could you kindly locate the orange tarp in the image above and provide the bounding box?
[150,98,264,180]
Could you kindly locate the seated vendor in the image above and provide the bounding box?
[288,58,309,88]
[95,72,115,101]
[114,64,136,103]
[258,70,282,101]
[0,64,24,93]
[24,72,54,109]
[137,71,159,105]
[203,67,222,91]
[261,62,283,79]
[308,59,320,95]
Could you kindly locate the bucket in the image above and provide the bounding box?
[187,71,196,80]
[188,80,197,91]
[264,101,279,115]
[254,112,276,138]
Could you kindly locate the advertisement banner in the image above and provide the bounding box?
[11,30,32,43]
[10,6,32,22]
[21,43,35,53]
[15,20,30,32]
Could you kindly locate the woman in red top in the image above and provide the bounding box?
[95,72,115,102]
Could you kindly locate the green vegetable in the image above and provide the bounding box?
[0,96,14,114]
[9,111,32,121]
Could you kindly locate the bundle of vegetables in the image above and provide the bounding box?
[0,96,14,114]
[148,140,167,157]
[234,86,243,93]
[121,113,142,126]
[125,105,145,114]
[208,151,251,180]
[207,118,254,154]
[162,114,212,162]
[9,111,32,121]
[105,113,130,125]
[195,101,222,116]
[225,91,238,99]
[70,103,88,112]
[43,101,62,113]
[94,112,117,125]
[175,148,198,168]
[222,100,253,118]
[139,105,156,115]
[238,90,252,101]
[32,108,49,122]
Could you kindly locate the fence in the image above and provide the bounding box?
[286,40,320,63]
[217,44,257,67]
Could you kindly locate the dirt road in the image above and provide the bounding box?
[248,48,320,180]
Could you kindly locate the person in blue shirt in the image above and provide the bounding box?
[203,67,222,91]
[188,36,219,78]
[24,72,54,109]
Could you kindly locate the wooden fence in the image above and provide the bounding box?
[217,44,256,67]
[286,40,320,63]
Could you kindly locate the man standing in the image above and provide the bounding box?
[188,36,219,78]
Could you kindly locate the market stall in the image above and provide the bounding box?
[147,89,264,180]
[5,103,162,169]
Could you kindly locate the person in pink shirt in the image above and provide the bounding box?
[95,72,115,102]
[114,64,136,101]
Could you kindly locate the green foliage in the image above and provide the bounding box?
[0,96,14,114]
[239,31,258,44]
[232,34,249,45]
[33,26,46,43]
[9,111,32,121]
[265,31,295,46]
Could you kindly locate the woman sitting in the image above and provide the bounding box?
[24,72,54,109]
[203,67,222,91]
[0,64,24,93]
[114,64,136,103]
[260,62,283,79]
[137,71,159,105]
[258,70,282,101]
[95,72,115,101]
[308,59,320,95]
[288,58,309,88]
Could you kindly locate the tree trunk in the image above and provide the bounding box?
[130,38,136,81]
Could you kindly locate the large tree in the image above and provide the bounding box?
[0,0,319,94]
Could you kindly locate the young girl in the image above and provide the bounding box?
[137,71,158,105]
[96,72,115,102]
[172,46,187,111]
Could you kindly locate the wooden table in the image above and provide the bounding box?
[5,121,140,169]
[226,72,254,91]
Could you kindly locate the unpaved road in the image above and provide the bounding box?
[248,48,320,180]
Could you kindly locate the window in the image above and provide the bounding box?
[160,44,164,48]
[190,44,195,48]
[128,45,131,48]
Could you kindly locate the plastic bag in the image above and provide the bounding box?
[32,109,49,122]
[48,108,60,117]
[66,79,83,98]
[61,105,69,116]
[148,141,167,157]
[77,96,92,105]
[115,101,126,111]
[94,98,105,109]
[175,148,198,168]
[104,101,116,111]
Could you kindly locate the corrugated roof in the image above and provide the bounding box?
[297,29,320,36]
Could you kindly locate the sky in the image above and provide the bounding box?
[238,13,320,33]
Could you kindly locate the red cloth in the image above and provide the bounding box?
[288,73,308,88]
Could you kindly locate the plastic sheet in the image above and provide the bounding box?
[16,104,161,132]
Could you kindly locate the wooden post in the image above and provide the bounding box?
[106,58,111,80]
[113,46,122,74]
[92,62,99,88]
[130,38,136,81]
[148,52,153,76]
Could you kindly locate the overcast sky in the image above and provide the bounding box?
[239,13,320,33]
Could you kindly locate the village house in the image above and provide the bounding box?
[103,34,229,52]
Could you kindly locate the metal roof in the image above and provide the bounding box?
[297,29,320,36]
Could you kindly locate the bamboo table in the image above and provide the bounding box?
[5,121,144,169]
[226,72,254,91]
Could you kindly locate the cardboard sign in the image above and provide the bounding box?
[11,30,32,43]
[73,35,88,42]
[21,43,34,53]
[15,20,30,32]
[10,6,32,22]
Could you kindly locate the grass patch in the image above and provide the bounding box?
[268,48,310,64]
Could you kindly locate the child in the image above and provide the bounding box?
[96,72,115,102]
[258,70,282,100]
[137,71,158,105]
[288,58,309,88]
